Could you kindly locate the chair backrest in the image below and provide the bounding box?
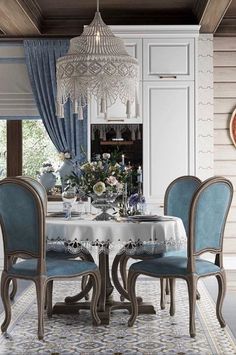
[164,176,201,236]
[18,176,47,215]
[189,176,233,259]
[0,177,45,262]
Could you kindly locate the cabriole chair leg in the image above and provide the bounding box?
[216,272,226,328]
[169,278,176,316]
[35,276,47,341]
[187,275,198,338]
[1,272,12,333]
[46,280,53,317]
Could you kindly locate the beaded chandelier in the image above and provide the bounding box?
[56,0,139,120]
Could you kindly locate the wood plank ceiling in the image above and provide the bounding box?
[0,0,235,37]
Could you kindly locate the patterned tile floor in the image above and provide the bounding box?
[0,279,236,354]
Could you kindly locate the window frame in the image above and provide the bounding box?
[7,120,22,177]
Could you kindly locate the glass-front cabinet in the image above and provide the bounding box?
[90,124,143,167]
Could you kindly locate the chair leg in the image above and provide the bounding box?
[165,278,170,295]
[127,270,140,327]
[81,275,89,301]
[10,279,17,300]
[112,252,130,302]
[35,276,47,340]
[216,271,226,328]
[187,275,198,338]
[90,270,101,326]
[120,254,129,291]
[46,281,53,318]
[1,272,12,333]
[160,278,166,310]
[169,278,176,316]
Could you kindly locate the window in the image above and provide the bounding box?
[0,120,7,179]
[1,119,61,186]
[22,120,61,179]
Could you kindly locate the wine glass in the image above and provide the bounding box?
[62,186,77,220]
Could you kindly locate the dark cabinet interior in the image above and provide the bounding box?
[91,124,142,166]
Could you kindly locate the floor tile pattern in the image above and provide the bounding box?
[0,279,236,354]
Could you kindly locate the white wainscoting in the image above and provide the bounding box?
[197,34,214,181]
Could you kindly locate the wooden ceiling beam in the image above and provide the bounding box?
[0,0,42,36]
[193,0,232,33]
[215,17,236,36]
[42,11,196,36]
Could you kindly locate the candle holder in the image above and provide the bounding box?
[121,183,128,216]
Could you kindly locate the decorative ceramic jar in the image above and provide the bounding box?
[39,172,56,192]
[59,159,75,191]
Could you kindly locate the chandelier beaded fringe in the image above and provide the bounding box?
[56,5,139,120]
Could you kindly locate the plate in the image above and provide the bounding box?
[128,214,158,220]
[128,215,175,222]
[47,211,81,217]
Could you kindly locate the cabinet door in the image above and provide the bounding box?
[90,38,142,123]
[143,38,194,81]
[143,81,195,203]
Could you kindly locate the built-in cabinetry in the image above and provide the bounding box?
[88,26,200,204]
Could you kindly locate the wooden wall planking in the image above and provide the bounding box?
[214,37,236,253]
[214,52,236,67]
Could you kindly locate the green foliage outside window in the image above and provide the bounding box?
[0,119,61,181]
[22,120,61,179]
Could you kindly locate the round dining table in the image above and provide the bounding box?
[46,214,186,324]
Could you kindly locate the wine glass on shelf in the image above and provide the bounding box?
[62,185,77,220]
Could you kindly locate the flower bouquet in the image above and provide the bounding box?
[69,152,133,220]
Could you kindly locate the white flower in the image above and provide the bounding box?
[59,152,71,160]
[64,152,71,159]
[102,153,110,160]
[93,181,106,196]
[40,166,54,174]
[116,182,124,192]
[106,176,118,186]
[97,161,103,168]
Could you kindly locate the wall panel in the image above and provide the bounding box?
[214,37,236,254]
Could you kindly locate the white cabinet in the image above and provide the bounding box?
[88,26,199,203]
[143,38,194,81]
[90,38,142,124]
[143,81,195,203]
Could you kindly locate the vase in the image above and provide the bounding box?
[59,159,74,191]
[39,172,56,192]
[91,192,118,221]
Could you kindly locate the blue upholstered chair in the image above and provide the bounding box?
[112,175,201,307]
[0,177,101,340]
[127,176,233,337]
[10,176,93,304]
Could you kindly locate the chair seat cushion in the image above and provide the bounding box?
[9,258,97,277]
[130,256,221,276]
[46,250,77,259]
[130,247,186,260]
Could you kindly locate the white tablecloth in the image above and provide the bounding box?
[46,216,186,255]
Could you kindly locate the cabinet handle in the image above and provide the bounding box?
[107,119,125,122]
[159,75,177,79]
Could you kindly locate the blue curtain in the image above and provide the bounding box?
[23,39,87,161]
